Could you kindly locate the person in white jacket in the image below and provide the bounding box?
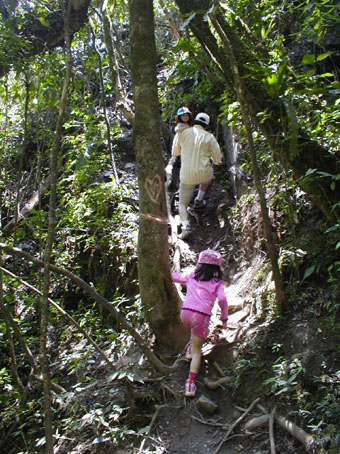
[171,112,222,239]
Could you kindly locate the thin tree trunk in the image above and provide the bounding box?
[12,75,30,270]
[0,286,40,372]
[99,3,135,125]
[129,0,189,352]
[89,19,120,183]
[242,114,288,311]
[158,0,180,40]
[1,265,117,373]
[209,9,288,312]
[0,253,24,393]
[0,290,65,394]
[40,1,73,451]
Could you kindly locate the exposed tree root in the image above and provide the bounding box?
[204,376,232,390]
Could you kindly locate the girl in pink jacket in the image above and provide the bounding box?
[171,249,228,397]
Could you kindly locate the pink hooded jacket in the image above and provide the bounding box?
[171,271,228,321]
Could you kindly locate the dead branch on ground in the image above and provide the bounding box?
[149,404,183,433]
[269,407,276,454]
[214,397,261,453]
[243,414,269,431]
[191,415,230,429]
[276,415,320,453]
[256,404,322,453]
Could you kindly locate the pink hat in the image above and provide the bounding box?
[197,249,222,267]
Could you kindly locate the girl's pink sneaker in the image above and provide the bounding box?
[185,379,196,397]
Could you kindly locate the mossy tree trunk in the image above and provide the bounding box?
[129,0,189,352]
[175,0,340,223]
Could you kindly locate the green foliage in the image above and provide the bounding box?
[264,355,308,402]
[159,31,220,123]
[0,20,32,74]
[306,371,340,449]
[314,380,340,424]
[49,320,146,449]
[55,179,138,297]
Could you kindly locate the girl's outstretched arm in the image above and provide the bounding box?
[171,271,188,285]
[217,281,228,322]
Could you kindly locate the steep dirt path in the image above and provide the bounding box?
[151,163,307,454]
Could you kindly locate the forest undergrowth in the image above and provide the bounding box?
[2,151,340,454]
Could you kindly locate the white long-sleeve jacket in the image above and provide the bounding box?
[171,125,222,185]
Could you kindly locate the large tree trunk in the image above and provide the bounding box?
[129,0,189,352]
[175,0,340,223]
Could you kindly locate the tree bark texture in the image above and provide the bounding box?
[175,0,340,222]
[129,0,189,352]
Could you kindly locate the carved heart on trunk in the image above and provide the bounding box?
[145,174,162,203]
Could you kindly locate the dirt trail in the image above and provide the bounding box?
[149,163,306,454]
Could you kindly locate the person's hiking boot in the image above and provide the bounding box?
[181,224,192,240]
[186,341,192,360]
[185,379,196,397]
[193,199,208,210]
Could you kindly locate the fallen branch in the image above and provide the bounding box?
[160,383,178,398]
[191,415,230,428]
[0,243,179,375]
[269,407,276,454]
[32,374,66,394]
[243,414,269,432]
[214,397,261,454]
[275,415,320,453]
[2,176,51,234]
[1,266,117,373]
[149,404,182,433]
[257,404,322,453]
